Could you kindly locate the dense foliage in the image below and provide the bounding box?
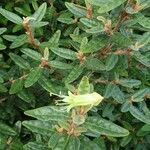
[0,0,150,149]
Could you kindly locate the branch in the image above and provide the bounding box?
[22,17,39,49]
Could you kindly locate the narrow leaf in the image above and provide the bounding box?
[23,142,48,150]
[24,106,70,121]
[49,60,73,70]
[38,75,56,93]
[65,65,84,83]
[0,123,16,136]
[85,58,105,71]
[105,54,118,71]
[112,85,125,103]
[136,13,150,29]
[21,48,42,61]
[17,89,35,103]
[129,105,150,124]
[84,117,129,137]
[65,2,87,17]
[2,35,17,42]
[0,28,7,35]
[32,2,47,22]
[80,18,98,28]
[10,34,28,49]
[131,51,150,67]
[67,136,80,150]
[78,76,90,94]
[0,84,8,93]
[31,21,49,28]
[0,43,6,50]
[51,47,77,60]
[131,88,150,102]
[119,79,141,88]
[9,53,30,69]
[25,67,42,88]
[81,38,106,54]
[87,0,126,13]
[22,120,55,136]
[48,133,69,149]
[9,79,24,94]
[0,8,23,24]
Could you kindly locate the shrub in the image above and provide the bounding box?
[0,0,150,149]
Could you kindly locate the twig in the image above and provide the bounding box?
[86,4,93,19]
[22,17,39,49]
[113,11,130,32]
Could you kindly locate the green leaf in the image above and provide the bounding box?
[39,30,62,49]
[0,43,6,50]
[120,135,132,147]
[12,24,22,33]
[30,21,49,28]
[0,7,23,24]
[65,65,84,83]
[25,67,43,88]
[129,105,150,124]
[136,13,150,29]
[84,117,129,137]
[93,137,106,150]
[0,84,7,93]
[48,133,69,149]
[85,25,104,34]
[0,28,7,35]
[78,76,90,94]
[23,142,48,150]
[32,2,47,22]
[58,17,74,25]
[112,85,125,103]
[24,106,70,122]
[104,83,115,98]
[65,2,87,17]
[38,75,56,93]
[131,32,150,50]
[48,133,61,149]
[49,60,73,70]
[140,124,150,132]
[32,0,38,10]
[22,120,55,136]
[67,136,80,150]
[14,7,31,16]
[119,79,141,88]
[2,35,17,42]
[131,51,150,67]
[9,53,31,70]
[111,32,132,48]
[10,34,28,49]
[121,101,131,113]
[9,138,23,150]
[51,47,77,60]
[80,18,98,28]
[81,38,106,54]
[0,76,4,83]
[80,137,100,150]
[105,54,118,71]
[131,88,150,102]
[80,37,88,50]
[87,0,126,13]
[21,48,42,61]
[57,12,74,24]
[9,79,24,94]
[85,58,105,71]
[0,122,16,136]
[17,89,35,103]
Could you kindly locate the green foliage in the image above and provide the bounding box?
[0,0,150,149]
